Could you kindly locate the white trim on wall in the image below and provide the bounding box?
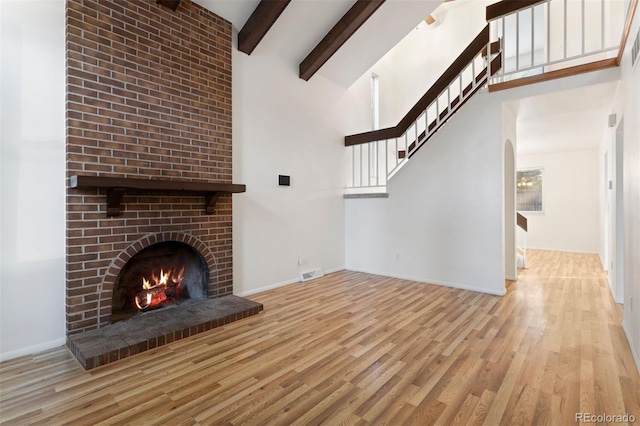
[0,338,66,363]
[623,321,640,375]
[346,268,507,297]
[526,247,601,255]
[234,267,345,297]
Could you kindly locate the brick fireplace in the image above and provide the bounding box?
[65,0,261,369]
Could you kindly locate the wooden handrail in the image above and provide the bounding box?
[489,58,617,92]
[486,0,547,21]
[617,0,639,65]
[345,25,490,147]
[517,212,528,232]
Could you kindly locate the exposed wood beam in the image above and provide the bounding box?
[299,0,386,81]
[238,0,291,55]
[488,58,617,92]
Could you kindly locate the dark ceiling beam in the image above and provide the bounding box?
[238,0,291,55]
[299,0,386,81]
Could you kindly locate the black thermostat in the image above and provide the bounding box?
[278,175,290,186]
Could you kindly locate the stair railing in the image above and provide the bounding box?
[487,0,622,85]
[345,25,502,190]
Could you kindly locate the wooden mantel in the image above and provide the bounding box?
[69,175,246,217]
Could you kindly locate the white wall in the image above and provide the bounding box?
[518,150,600,253]
[345,91,506,296]
[231,2,370,296]
[609,2,640,373]
[0,0,66,360]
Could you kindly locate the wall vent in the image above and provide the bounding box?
[300,268,324,282]
[632,27,639,69]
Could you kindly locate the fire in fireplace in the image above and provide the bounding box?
[111,241,209,323]
[134,266,185,311]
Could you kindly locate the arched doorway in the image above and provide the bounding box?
[504,139,517,280]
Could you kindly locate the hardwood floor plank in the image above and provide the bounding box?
[450,393,481,426]
[482,351,526,425]
[1,250,638,425]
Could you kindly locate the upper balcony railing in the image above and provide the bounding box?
[488,0,623,85]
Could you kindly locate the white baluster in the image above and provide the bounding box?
[547,1,551,64]
[581,0,585,55]
[601,0,605,50]
[531,6,535,67]
[563,0,567,59]
[516,10,520,72]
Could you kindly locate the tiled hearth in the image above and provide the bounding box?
[65,0,259,369]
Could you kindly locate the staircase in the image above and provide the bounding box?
[345,0,623,192]
[345,25,502,191]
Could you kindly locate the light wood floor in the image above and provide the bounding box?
[1,250,639,425]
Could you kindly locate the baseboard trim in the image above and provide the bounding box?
[505,274,518,281]
[0,338,66,362]
[526,247,600,255]
[235,267,345,297]
[345,268,506,297]
[622,321,640,376]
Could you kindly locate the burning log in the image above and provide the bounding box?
[134,267,184,311]
[135,286,168,310]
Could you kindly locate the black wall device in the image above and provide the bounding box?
[278,175,290,186]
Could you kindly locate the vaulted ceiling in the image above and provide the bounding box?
[193,0,442,87]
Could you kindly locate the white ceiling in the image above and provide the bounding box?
[192,0,260,31]
[192,0,441,87]
[512,80,618,156]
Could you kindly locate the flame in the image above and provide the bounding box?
[172,266,185,284]
[159,269,169,286]
[134,266,184,311]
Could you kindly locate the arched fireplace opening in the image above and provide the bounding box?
[111,241,209,323]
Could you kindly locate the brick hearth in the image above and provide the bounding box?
[68,296,263,370]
